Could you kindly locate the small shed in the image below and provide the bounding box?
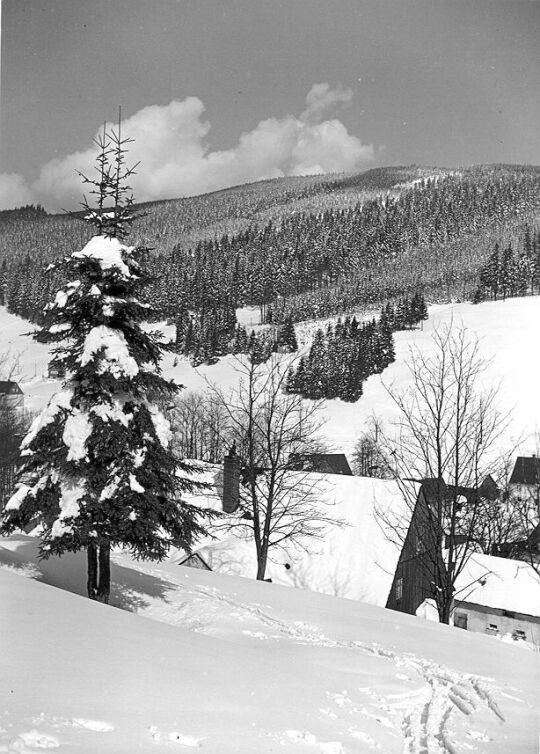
[0,381,24,411]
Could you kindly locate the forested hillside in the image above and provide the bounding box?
[1,165,539,361]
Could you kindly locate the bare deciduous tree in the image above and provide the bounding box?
[375,326,510,623]
[352,418,392,478]
[207,355,340,581]
[168,390,229,463]
[0,352,34,508]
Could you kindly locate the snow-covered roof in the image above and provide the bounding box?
[173,466,411,607]
[455,553,540,618]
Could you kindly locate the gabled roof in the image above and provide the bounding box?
[0,381,23,395]
[510,456,540,486]
[177,552,212,571]
[287,453,353,476]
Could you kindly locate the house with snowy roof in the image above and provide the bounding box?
[175,458,540,645]
[171,459,408,605]
[385,477,540,645]
[418,553,540,647]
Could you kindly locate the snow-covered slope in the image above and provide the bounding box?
[2,296,539,457]
[1,545,538,753]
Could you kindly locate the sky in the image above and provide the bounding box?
[0,0,539,211]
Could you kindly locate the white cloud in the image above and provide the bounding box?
[300,82,354,123]
[4,84,375,211]
[0,173,34,210]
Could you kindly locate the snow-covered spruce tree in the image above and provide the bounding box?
[0,126,212,603]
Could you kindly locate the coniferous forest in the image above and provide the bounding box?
[285,293,427,402]
[1,166,540,371]
[473,227,540,302]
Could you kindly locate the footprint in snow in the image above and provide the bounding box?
[467,730,491,742]
[147,727,203,747]
[348,728,381,750]
[1,730,59,751]
[283,730,346,753]
[168,732,203,747]
[71,718,114,732]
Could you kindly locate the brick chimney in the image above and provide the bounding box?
[222,443,240,513]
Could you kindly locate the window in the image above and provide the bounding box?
[454,612,468,630]
[486,623,499,634]
[395,577,403,602]
[512,629,527,641]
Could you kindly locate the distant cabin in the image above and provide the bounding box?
[177,552,212,571]
[48,362,66,380]
[0,381,24,412]
[287,453,353,476]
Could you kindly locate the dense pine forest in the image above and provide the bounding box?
[1,165,540,369]
[286,293,427,402]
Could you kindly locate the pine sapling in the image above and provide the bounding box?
[1,123,214,603]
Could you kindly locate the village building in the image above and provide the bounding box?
[0,381,24,412]
[451,553,540,645]
[384,476,540,647]
[171,458,408,605]
[417,553,540,648]
[47,362,66,380]
[509,455,540,511]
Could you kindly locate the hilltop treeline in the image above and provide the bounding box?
[286,292,427,402]
[1,168,540,352]
[147,169,540,326]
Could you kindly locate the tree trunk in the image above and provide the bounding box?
[96,542,111,604]
[256,555,267,581]
[438,594,452,625]
[256,541,268,581]
[87,543,98,600]
[86,542,111,604]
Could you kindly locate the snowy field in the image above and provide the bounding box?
[1,540,539,753]
[2,296,539,459]
[1,298,540,752]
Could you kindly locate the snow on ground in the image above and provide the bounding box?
[1,539,539,753]
[318,296,540,458]
[2,296,539,458]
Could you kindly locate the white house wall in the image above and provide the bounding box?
[453,601,540,649]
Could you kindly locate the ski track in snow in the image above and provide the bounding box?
[1,569,514,753]
[0,730,60,752]
[168,581,508,753]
